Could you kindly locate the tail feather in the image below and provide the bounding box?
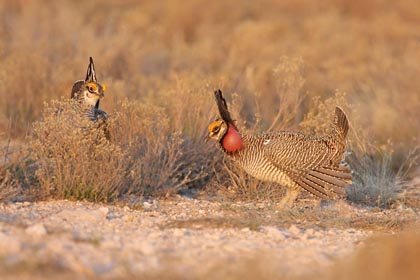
[316,167,352,180]
[298,178,331,199]
[308,171,348,188]
[296,164,352,199]
[332,106,349,140]
[305,175,345,197]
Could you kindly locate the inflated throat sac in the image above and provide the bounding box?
[222,125,243,152]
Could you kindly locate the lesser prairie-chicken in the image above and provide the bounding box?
[207,90,352,208]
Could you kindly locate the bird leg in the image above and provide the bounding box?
[277,188,300,209]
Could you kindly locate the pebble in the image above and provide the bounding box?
[288,224,301,236]
[25,223,47,237]
[260,226,287,240]
[143,202,153,209]
[305,228,315,236]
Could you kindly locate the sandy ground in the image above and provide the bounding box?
[1,196,418,279]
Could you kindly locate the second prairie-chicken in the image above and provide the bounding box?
[71,57,107,123]
[207,90,352,208]
[70,57,109,138]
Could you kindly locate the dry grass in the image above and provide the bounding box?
[28,96,216,202]
[0,0,419,203]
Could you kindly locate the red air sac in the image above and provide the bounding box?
[222,125,243,152]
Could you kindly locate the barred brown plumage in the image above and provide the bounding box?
[207,90,352,208]
[70,57,109,139]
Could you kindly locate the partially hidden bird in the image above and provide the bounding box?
[71,57,108,123]
[207,89,352,208]
[70,57,109,139]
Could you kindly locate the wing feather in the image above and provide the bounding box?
[263,133,332,178]
[262,132,351,198]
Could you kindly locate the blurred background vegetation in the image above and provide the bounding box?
[0,0,419,205]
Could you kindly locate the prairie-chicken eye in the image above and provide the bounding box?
[86,83,98,92]
[212,126,220,133]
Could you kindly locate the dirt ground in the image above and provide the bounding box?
[0,195,418,279]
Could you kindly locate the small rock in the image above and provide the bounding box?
[25,223,47,237]
[260,226,287,240]
[173,228,186,237]
[99,207,109,216]
[301,228,315,240]
[122,215,133,222]
[136,241,156,255]
[241,227,250,232]
[328,229,337,235]
[143,202,153,209]
[305,228,315,236]
[288,225,301,235]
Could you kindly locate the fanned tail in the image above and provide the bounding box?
[296,162,352,199]
[331,106,349,141]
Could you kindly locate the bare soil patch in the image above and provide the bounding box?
[0,197,418,279]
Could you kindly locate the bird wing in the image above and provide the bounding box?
[263,132,350,199]
[71,80,84,99]
[263,133,331,177]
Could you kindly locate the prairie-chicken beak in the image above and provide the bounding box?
[100,84,107,97]
[91,91,104,98]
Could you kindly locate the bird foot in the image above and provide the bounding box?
[276,189,299,209]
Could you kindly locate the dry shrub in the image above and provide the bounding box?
[346,146,419,208]
[30,95,216,202]
[0,161,21,202]
[110,99,212,197]
[0,158,37,202]
[346,151,402,208]
[31,99,127,202]
[300,90,353,136]
[0,133,35,202]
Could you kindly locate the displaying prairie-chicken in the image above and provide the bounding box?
[70,57,109,139]
[207,90,352,208]
[71,57,108,123]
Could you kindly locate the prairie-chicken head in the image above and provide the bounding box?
[207,119,229,142]
[71,57,106,107]
[207,90,243,152]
